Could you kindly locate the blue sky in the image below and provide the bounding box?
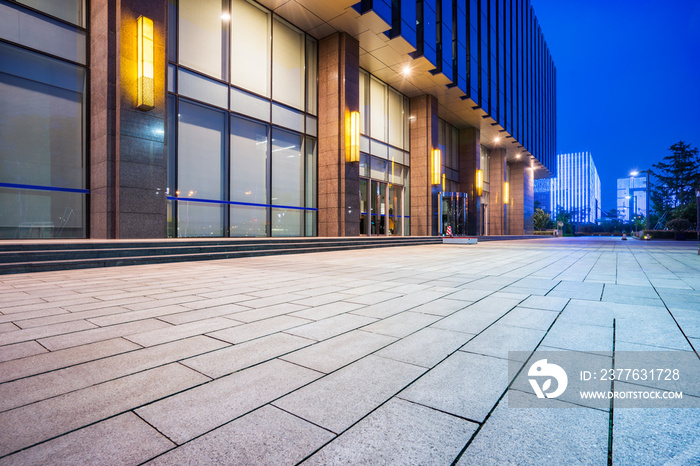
[530,0,700,211]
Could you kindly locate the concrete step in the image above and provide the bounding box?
[0,237,442,274]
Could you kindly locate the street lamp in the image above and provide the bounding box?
[630,170,650,231]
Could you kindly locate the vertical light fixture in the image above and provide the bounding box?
[431,148,441,185]
[345,111,360,162]
[476,169,483,196]
[442,173,446,192]
[137,16,155,111]
[503,181,510,204]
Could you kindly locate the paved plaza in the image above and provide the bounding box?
[0,237,699,465]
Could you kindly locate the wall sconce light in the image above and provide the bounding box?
[442,173,446,192]
[431,148,441,185]
[503,181,510,204]
[345,111,360,162]
[137,16,155,111]
[476,169,483,196]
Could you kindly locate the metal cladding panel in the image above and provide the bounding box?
[400,0,417,48]
[423,0,438,66]
[455,0,468,93]
[440,0,453,79]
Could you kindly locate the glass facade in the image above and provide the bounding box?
[168,0,318,237]
[358,70,410,236]
[537,152,601,224]
[0,0,87,239]
[439,119,460,193]
[617,176,647,222]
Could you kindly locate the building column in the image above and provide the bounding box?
[459,127,481,236]
[409,95,439,236]
[488,148,506,235]
[317,32,360,237]
[90,0,167,239]
[509,162,534,234]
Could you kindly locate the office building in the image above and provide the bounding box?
[535,152,601,223]
[0,0,556,239]
[616,175,647,222]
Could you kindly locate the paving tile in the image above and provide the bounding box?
[375,327,472,368]
[547,281,604,301]
[407,298,469,316]
[136,359,321,445]
[400,352,510,423]
[443,288,494,302]
[0,320,98,346]
[281,330,396,374]
[307,398,478,465]
[1,412,174,465]
[183,333,313,378]
[0,338,139,384]
[497,306,559,331]
[147,405,333,466]
[361,311,441,338]
[0,340,47,363]
[288,301,367,320]
[12,306,135,329]
[0,335,227,411]
[510,277,560,291]
[39,319,172,351]
[87,304,194,327]
[458,392,608,465]
[234,293,308,309]
[284,313,376,341]
[0,363,207,457]
[274,355,425,434]
[158,303,252,325]
[541,321,613,354]
[430,305,507,335]
[351,290,453,319]
[519,295,569,312]
[341,290,403,305]
[229,302,309,323]
[460,323,545,361]
[206,315,310,344]
[0,308,68,325]
[290,292,357,307]
[612,408,700,465]
[124,317,241,347]
[0,322,18,333]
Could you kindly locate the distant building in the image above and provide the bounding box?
[534,152,601,223]
[617,176,648,222]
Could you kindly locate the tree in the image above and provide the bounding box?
[650,141,700,223]
[532,208,550,231]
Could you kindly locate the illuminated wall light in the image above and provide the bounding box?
[431,148,441,185]
[476,169,483,196]
[345,111,360,162]
[442,173,446,192]
[137,16,155,111]
[504,181,510,204]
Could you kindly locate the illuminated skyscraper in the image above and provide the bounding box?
[535,152,601,223]
[617,176,647,222]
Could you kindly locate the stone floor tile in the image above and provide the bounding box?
[407,298,469,316]
[182,332,313,378]
[497,306,559,331]
[0,340,47,364]
[443,288,494,302]
[0,363,207,457]
[125,317,241,347]
[306,398,478,465]
[430,306,505,335]
[519,295,569,312]
[458,392,608,465]
[158,303,252,325]
[399,352,510,423]
[460,323,545,361]
[206,315,310,344]
[87,304,194,327]
[375,327,472,368]
[0,308,68,325]
[281,330,396,374]
[1,412,174,465]
[147,405,333,466]
[290,292,357,308]
[0,320,98,346]
[289,301,367,321]
[228,302,309,323]
[136,359,321,444]
[541,321,613,353]
[38,319,172,351]
[547,281,604,301]
[341,290,404,305]
[284,313,376,341]
[0,337,139,383]
[273,355,425,434]
[361,311,440,338]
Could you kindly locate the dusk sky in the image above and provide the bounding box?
[530,0,700,211]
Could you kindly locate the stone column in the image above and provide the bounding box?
[90,0,167,238]
[317,33,360,237]
[509,162,534,234]
[409,95,439,236]
[459,127,481,236]
[488,148,506,235]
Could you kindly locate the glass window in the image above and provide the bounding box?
[179,0,228,80]
[370,77,386,142]
[305,36,317,115]
[305,137,317,236]
[359,70,369,135]
[371,157,388,181]
[388,88,403,148]
[230,115,267,204]
[15,0,85,27]
[177,100,226,236]
[272,18,304,109]
[271,129,303,236]
[231,0,270,97]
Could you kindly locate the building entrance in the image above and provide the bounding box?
[360,179,403,236]
[440,192,468,236]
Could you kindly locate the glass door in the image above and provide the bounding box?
[441,192,468,236]
[388,184,401,236]
[360,179,368,235]
[371,180,386,235]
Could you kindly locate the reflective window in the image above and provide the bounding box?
[179,0,228,80]
[306,37,317,115]
[15,0,85,27]
[271,129,303,236]
[272,18,304,109]
[370,77,386,142]
[230,115,267,204]
[305,137,317,236]
[231,0,270,97]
